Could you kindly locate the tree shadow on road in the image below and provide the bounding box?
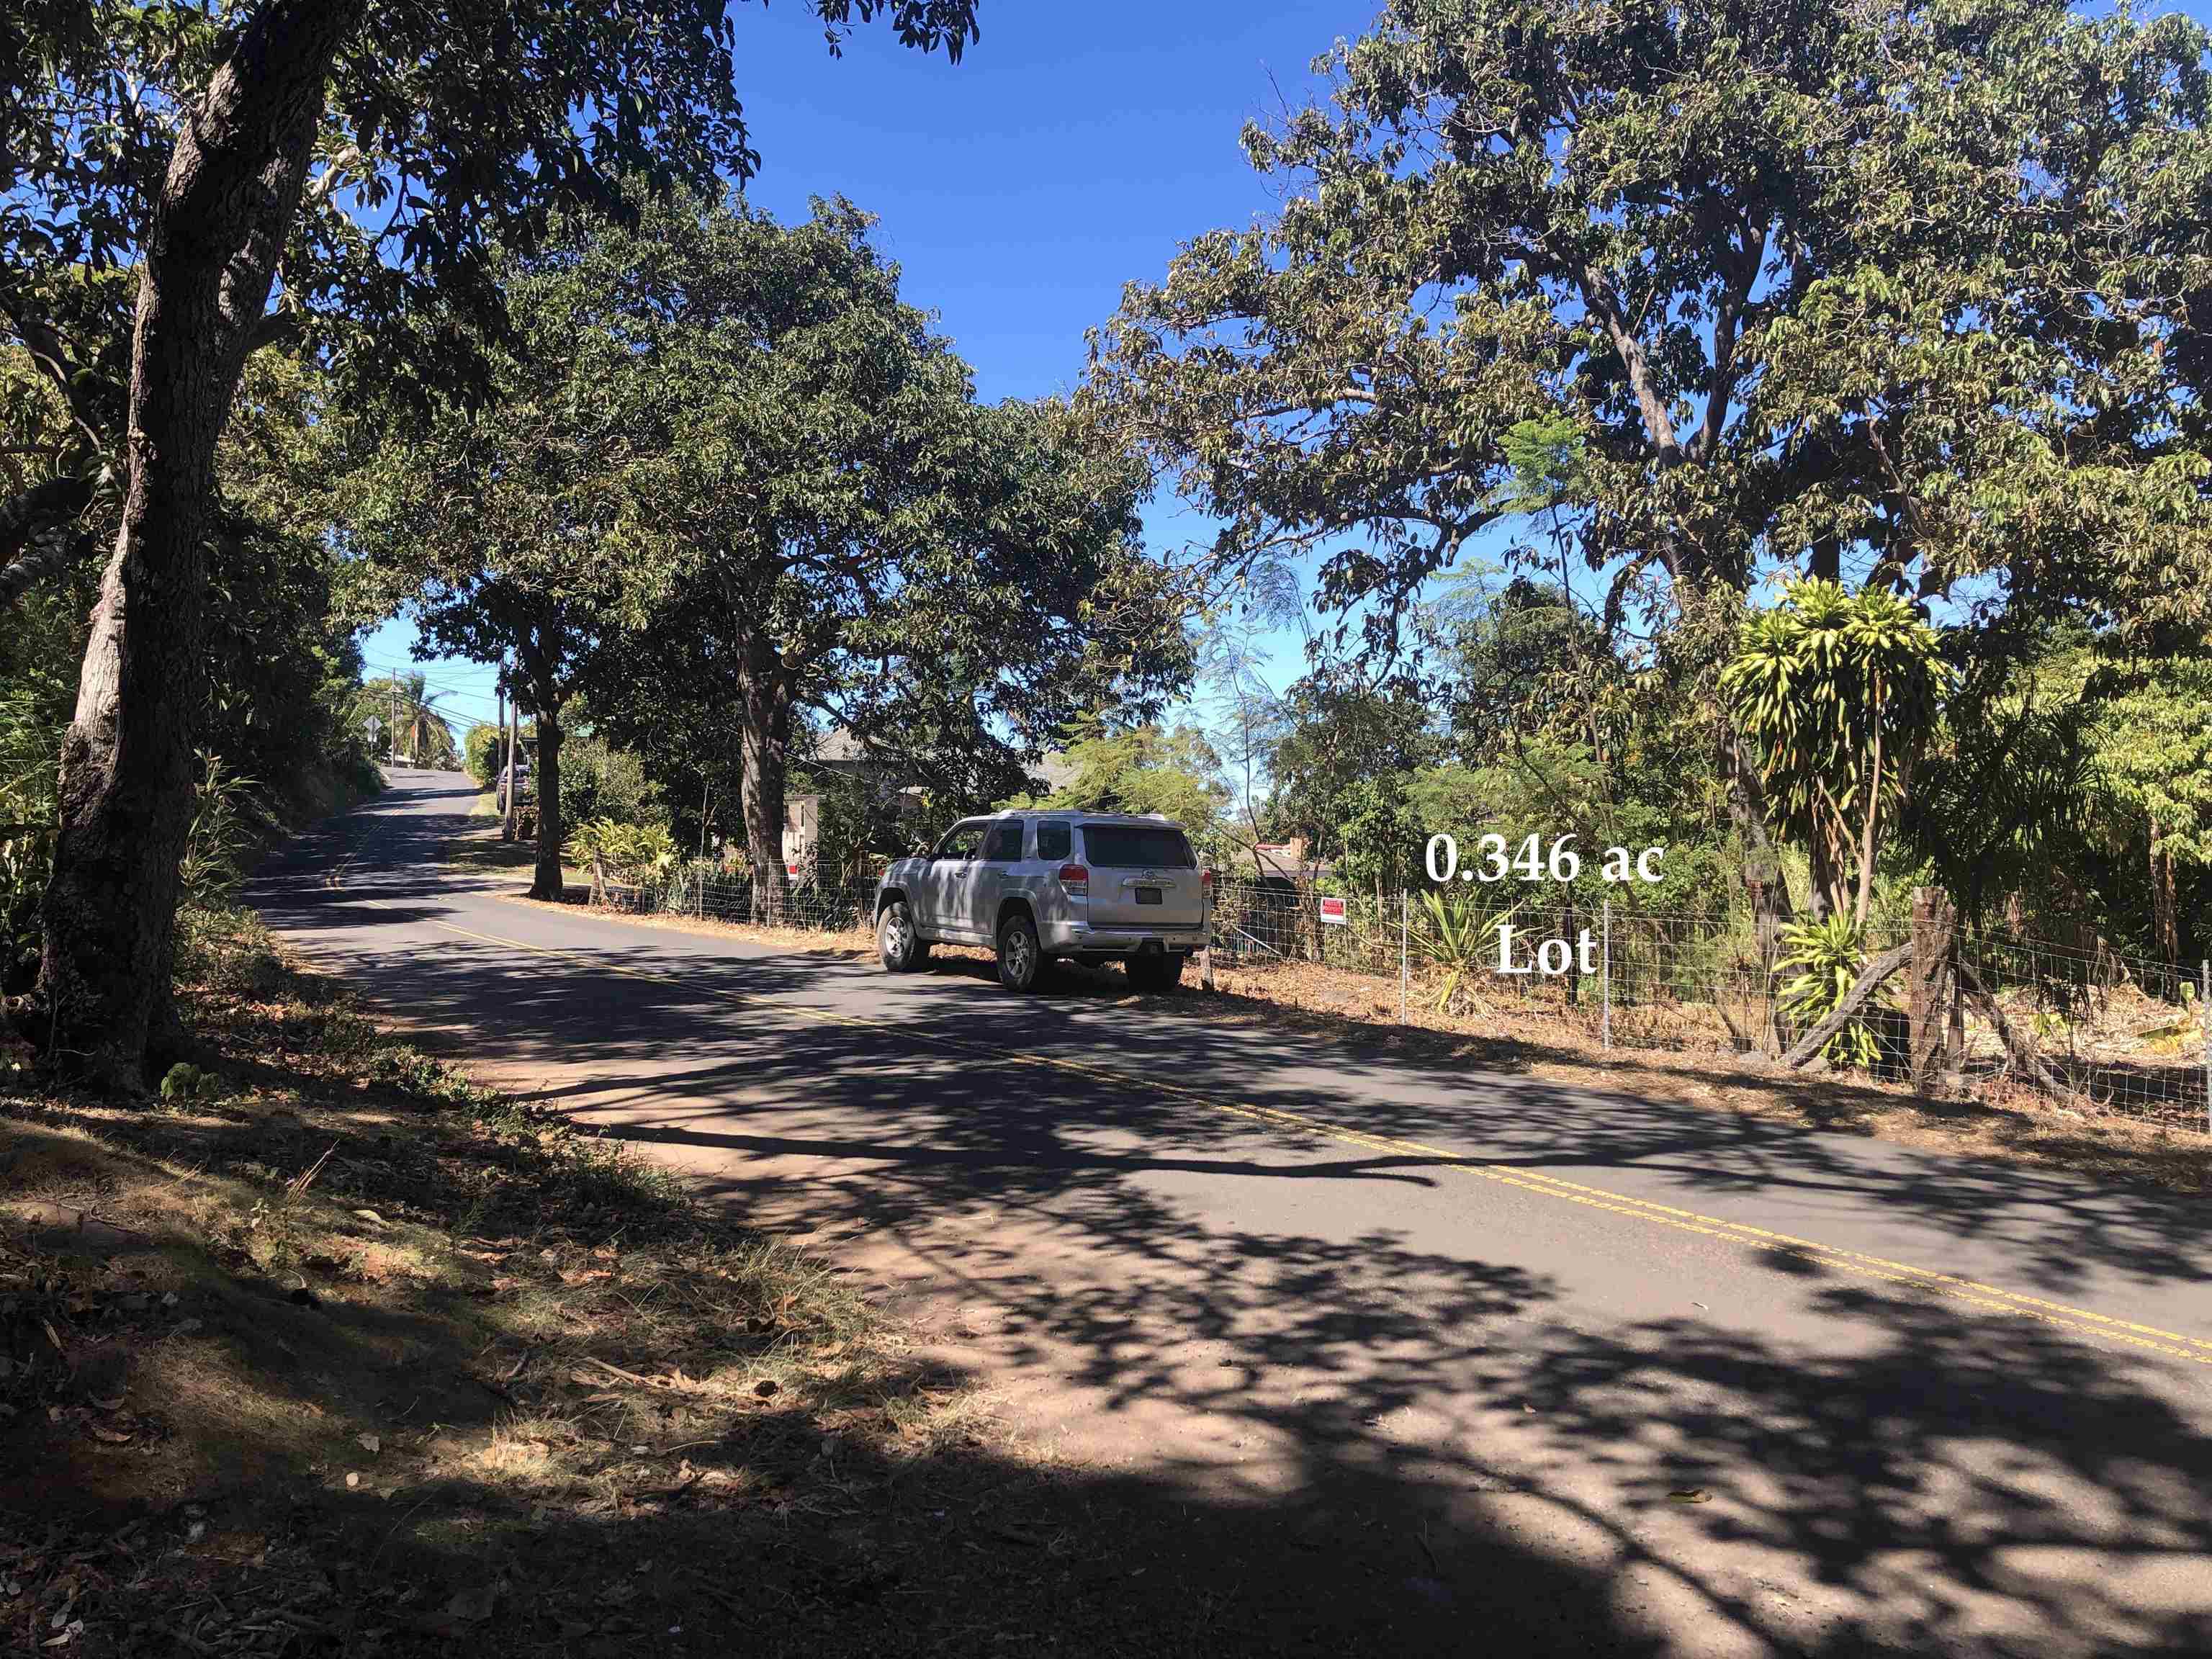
[242,809,2212,1654]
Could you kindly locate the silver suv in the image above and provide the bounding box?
[874,811,1209,992]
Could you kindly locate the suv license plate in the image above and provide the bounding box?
[1135,887,1162,905]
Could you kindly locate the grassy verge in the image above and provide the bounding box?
[1,907,1183,1655]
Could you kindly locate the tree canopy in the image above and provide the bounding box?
[358,192,1190,912]
[1084,0,2212,948]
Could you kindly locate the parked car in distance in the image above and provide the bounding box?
[873,811,1209,992]
[495,757,531,814]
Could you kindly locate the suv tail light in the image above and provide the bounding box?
[1057,863,1089,895]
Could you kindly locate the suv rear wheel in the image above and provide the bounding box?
[878,899,929,973]
[1126,952,1186,992]
[997,911,1043,992]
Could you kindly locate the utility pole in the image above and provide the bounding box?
[501,662,519,844]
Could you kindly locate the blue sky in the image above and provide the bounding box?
[361,0,1367,742]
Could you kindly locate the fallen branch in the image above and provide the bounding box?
[582,1354,657,1388]
[1953,957,2087,1105]
[1781,942,1912,1069]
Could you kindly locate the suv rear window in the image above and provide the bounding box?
[1035,820,1072,862]
[1080,824,1195,868]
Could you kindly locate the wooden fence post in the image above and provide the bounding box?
[1907,886,1956,1093]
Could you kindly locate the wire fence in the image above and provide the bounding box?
[596,863,882,935]
[575,863,2211,1136]
[1202,879,2211,1133]
[1209,881,1797,1058]
[1951,926,2209,1128]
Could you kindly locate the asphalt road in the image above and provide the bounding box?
[254,771,2212,1657]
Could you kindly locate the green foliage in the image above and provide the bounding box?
[0,686,63,990]
[792,763,914,879]
[4,1,979,439]
[1495,415,1589,518]
[1328,773,1426,896]
[464,724,505,791]
[1411,887,1521,1017]
[1088,0,2212,664]
[356,189,1190,894]
[1720,579,1953,925]
[1776,914,1884,1069]
[358,673,459,768]
[2082,660,2212,867]
[566,819,676,889]
[1015,724,1229,850]
[1267,676,1439,874]
[159,1062,216,1105]
[558,732,660,832]
[177,752,264,909]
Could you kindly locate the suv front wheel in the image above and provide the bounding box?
[997,911,1043,992]
[878,899,930,973]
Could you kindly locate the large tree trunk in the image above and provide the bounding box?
[738,654,793,924]
[36,1,361,1092]
[1723,727,1797,950]
[2149,816,2179,966]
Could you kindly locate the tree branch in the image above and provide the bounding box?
[1581,266,1683,467]
[1781,942,1910,1069]
[0,301,113,453]
[1952,957,2085,1103]
[1692,223,1764,464]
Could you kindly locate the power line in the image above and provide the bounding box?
[359,657,500,699]
[357,661,505,718]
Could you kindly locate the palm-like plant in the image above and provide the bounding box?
[1775,912,1884,1069]
[177,750,263,908]
[1411,886,1521,1017]
[1719,578,1952,930]
[567,818,676,902]
[362,673,459,768]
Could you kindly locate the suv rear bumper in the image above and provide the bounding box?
[1043,920,1208,957]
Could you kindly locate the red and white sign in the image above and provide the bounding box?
[1317,894,1349,927]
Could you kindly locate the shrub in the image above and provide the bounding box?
[567,818,678,897]
[177,751,265,907]
[160,1061,216,1103]
[1776,912,1883,1068]
[1411,887,1521,1016]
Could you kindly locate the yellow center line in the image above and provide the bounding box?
[351,897,2212,1370]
